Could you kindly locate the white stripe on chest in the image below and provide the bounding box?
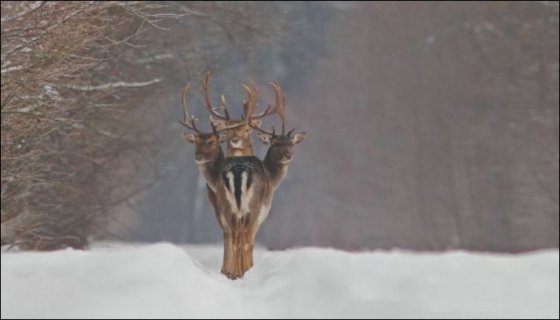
[223,171,254,218]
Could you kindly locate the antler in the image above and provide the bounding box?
[244,81,280,121]
[244,81,285,124]
[249,121,275,136]
[179,82,200,132]
[248,82,291,136]
[214,120,246,134]
[202,71,230,120]
[270,82,286,134]
[242,82,260,119]
[180,79,245,134]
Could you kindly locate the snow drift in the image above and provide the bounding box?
[1,243,558,318]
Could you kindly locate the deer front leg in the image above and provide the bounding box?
[220,218,240,280]
[221,232,233,277]
[225,216,253,279]
[243,223,256,270]
[231,224,244,279]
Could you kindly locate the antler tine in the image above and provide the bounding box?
[270,81,286,134]
[202,71,229,120]
[219,94,230,119]
[286,128,295,137]
[215,120,246,134]
[180,82,200,132]
[242,82,259,120]
[249,81,280,121]
[249,120,275,136]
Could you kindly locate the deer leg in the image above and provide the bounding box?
[235,217,252,274]
[247,224,255,269]
[225,216,255,279]
[228,218,241,279]
[221,215,238,279]
[228,231,241,280]
[221,232,233,277]
[236,223,245,278]
[242,221,251,271]
[232,218,238,277]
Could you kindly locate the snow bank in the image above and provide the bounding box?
[1,243,558,318]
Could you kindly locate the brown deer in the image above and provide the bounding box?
[180,78,278,279]
[248,82,306,243]
[181,77,304,280]
[179,82,245,275]
[213,82,306,279]
[201,72,274,157]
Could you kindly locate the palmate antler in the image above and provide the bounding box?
[179,82,200,133]
[241,81,282,123]
[270,82,287,134]
[200,72,281,126]
[202,71,230,121]
[249,82,291,136]
[180,80,244,133]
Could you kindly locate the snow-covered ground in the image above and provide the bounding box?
[1,242,558,319]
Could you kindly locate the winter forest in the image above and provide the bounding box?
[1,1,559,318]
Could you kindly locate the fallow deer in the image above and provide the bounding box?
[179,82,244,275]
[213,82,306,279]
[181,77,305,280]
[248,82,306,242]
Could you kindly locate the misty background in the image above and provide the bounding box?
[2,2,558,253]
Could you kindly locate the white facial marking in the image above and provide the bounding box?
[230,139,243,149]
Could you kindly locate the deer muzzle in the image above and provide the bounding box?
[230,138,243,149]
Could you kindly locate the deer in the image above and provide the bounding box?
[211,82,306,279]
[201,72,274,157]
[180,77,279,279]
[181,76,305,280]
[247,82,306,245]
[179,82,245,276]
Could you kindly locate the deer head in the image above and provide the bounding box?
[180,82,243,165]
[255,129,306,164]
[202,72,277,156]
[250,82,306,182]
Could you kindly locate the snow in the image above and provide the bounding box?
[1,243,558,319]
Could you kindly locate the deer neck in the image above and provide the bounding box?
[198,150,225,190]
[263,149,290,189]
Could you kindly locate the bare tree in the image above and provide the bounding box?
[1,1,286,250]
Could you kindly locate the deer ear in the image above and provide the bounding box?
[209,115,226,129]
[218,131,228,143]
[291,132,306,145]
[257,132,271,144]
[183,132,197,143]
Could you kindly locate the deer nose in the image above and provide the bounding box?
[195,154,204,161]
[231,137,240,143]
